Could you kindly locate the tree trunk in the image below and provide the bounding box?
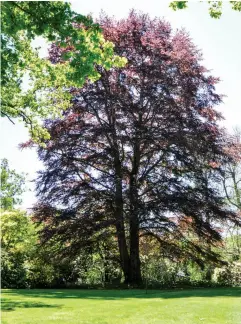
[115,219,130,283]
[128,136,142,286]
[114,152,130,283]
[129,216,142,286]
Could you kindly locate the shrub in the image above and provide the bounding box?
[212,262,241,287]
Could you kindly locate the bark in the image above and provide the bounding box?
[129,136,142,286]
[129,216,142,285]
[113,150,130,283]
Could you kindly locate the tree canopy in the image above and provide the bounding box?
[32,11,240,286]
[169,1,241,18]
[1,1,126,141]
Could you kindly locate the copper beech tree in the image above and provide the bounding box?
[32,12,240,286]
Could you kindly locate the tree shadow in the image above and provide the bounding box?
[2,287,241,301]
[1,299,61,312]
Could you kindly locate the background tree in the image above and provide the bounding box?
[220,129,241,260]
[0,159,26,210]
[0,209,36,288]
[1,1,126,140]
[169,1,241,18]
[222,129,241,209]
[33,11,239,286]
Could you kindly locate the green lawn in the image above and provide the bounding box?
[1,288,241,324]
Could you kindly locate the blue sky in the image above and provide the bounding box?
[1,1,241,210]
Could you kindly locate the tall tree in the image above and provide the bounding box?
[1,1,126,140]
[33,11,239,285]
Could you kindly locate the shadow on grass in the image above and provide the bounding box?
[2,287,241,301]
[1,299,61,312]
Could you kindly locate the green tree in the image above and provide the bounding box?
[1,1,126,141]
[0,209,37,288]
[169,1,241,18]
[0,159,26,210]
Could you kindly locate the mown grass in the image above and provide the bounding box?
[1,288,241,324]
